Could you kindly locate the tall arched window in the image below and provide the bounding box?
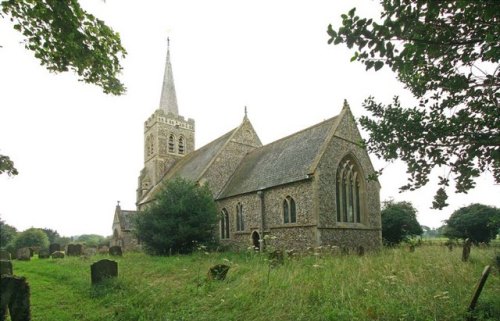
[336,156,363,223]
[220,209,230,239]
[168,134,175,153]
[283,196,296,223]
[236,203,244,231]
[178,136,185,155]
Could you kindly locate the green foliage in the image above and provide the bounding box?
[14,227,49,250]
[0,216,17,248]
[327,1,500,209]
[444,203,500,244]
[134,178,219,255]
[0,153,18,176]
[74,234,108,247]
[40,227,60,243]
[12,247,500,320]
[1,0,127,95]
[381,200,423,245]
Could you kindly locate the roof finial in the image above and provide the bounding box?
[167,37,170,50]
[343,99,350,109]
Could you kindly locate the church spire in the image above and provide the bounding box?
[159,38,179,115]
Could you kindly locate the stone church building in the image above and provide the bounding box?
[112,43,382,251]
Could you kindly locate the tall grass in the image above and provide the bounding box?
[10,245,500,321]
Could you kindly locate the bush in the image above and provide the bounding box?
[134,178,218,255]
[381,200,423,245]
[14,228,49,250]
[444,203,500,244]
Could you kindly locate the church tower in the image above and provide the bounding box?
[137,39,195,202]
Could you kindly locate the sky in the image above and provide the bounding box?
[1,0,499,237]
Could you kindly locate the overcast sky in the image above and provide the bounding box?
[1,0,498,237]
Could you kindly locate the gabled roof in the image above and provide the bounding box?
[218,116,338,199]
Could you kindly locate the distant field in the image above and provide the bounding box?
[9,245,500,321]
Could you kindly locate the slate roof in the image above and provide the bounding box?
[119,210,138,231]
[218,116,337,199]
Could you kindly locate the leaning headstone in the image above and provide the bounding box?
[467,265,491,321]
[38,250,50,259]
[0,250,11,261]
[90,259,118,285]
[49,243,61,255]
[51,251,65,259]
[0,275,31,321]
[207,264,230,281]
[67,244,84,256]
[462,238,472,262]
[16,248,31,261]
[0,260,13,276]
[109,246,123,257]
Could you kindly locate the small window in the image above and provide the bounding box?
[283,196,296,223]
[178,136,185,155]
[168,134,175,153]
[220,209,230,239]
[236,203,244,231]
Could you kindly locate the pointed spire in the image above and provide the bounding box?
[342,99,350,110]
[159,37,179,115]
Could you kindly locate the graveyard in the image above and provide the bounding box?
[3,244,499,321]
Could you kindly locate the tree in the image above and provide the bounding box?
[1,0,127,95]
[134,178,219,255]
[0,154,18,176]
[327,1,500,209]
[0,216,17,248]
[40,228,60,244]
[13,227,49,250]
[444,203,500,244]
[74,234,107,247]
[381,200,423,245]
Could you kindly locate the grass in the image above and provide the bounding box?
[8,245,500,321]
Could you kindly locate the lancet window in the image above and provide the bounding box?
[336,156,363,223]
[283,196,296,223]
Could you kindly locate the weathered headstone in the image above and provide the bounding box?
[38,250,50,259]
[51,251,65,259]
[467,265,491,321]
[84,247,97,257]
[67,244,84,256]
[90,259,118,285]
[357,246,365,256]
[462,238,472,262]
[207,264,230,281]
[49,243,61,255]
[109,246,123,257]
[0,250,11,261]
[0,275,31,321]
[98,246,109,255]
[0,260,13,276]
[268,250,284,266]
[16,248,31,261]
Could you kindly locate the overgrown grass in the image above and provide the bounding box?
[10,245,500,321]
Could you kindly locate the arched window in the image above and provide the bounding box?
[236,203,244,231]
[220,209,230,239]
[283,196,296,223]
[336,156,363,223]
[178,136,185,155]
[146,135,154,157]
[168,134,175,153]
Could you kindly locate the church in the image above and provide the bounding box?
[112,42,382,252]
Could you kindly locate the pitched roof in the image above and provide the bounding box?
[138,128,237,204]
[218,116,338,199]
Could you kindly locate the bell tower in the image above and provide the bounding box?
[137,39,195,201]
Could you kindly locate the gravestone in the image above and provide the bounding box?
[0,275,31,321]
[84,247,97,257]
[268,250,284,266]
[109,246,123,257]
[409,245,416,252]
[90,259,118,285]
[207,264,230,281]
[462,238,472,262]
[0,250,11,261]
[467,265,491,321]
[67,244,84,256]
[98,246,109,255]
[357,246,365,256]
[49,243,61,255]
[51,251,65,259]
[16,248,30,261]
[38,250,50,259]
[0,260,13,276]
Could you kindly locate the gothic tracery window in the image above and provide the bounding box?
[336,156,363,223]
[283,196,296,223]
[236,203,244,231]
